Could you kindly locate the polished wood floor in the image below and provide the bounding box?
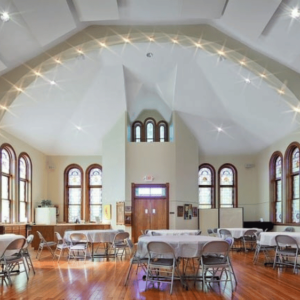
[1,247,300,300]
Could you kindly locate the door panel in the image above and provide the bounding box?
[150,199,167,230]
[133,199,151,242]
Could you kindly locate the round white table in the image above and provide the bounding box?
[259,232,300,246]
[218,228,262,239]
[146,229,200,236]
[0,234,26,256]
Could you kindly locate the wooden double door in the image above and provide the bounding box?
[133,198,168,242]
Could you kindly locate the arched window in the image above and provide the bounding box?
[145,118,155,143]
[0,144,16,223]
[269,152,283,223]
[285,142,300,223]
[18,153,32,222]
[86,164,102,222]
[218,164,238,208]
[132,121,143,142]
[198,164,215,209]
[157,121,168,142]
[64,165,83,222]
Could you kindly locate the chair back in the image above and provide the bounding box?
[114,232,130,243]
[70,233,88,245]
[202,240,230,262]
[219,229,232,238]
[196,230,202,235]
[55,232,64,244]
[213,228,218,234]
[224,236,234,248]
[147,241,174,257]
[207,229,213,235]
[3,238,26,256]
[26,234,34,246]
[275,235,298,249]
[284,227,295,232]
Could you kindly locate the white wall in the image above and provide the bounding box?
[199,154,258,221]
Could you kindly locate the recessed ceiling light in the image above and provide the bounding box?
[50,81,56,85]
[240,61,246,65]
[0,105,7,110]
[195,43,202,48]
[0,12,10,22]
[217,127,223,132]
[16,87,23,92]
[76,126,82,130]
[148,37,154,42]
[291,8,300,19]
[55,59,61,64]
[77,49,83,54]
[146,52,153,58]
[123,38,130,43]
[293,107,300,113]
[99,42,106,47]
[260,73,266,78]
[172,39,178,44]
[278,89,285,95]
[218,50,225,56]
[34,71,41,76]
[245,78,251,83]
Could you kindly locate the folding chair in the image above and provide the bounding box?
[253,232,275,265]
[68,233,90,263]
[197,240,233,293]
[124,239,148,285]
[284,227,295,232]
[145,241,182,295]
[242,229,257,252]
[36,231,57,260]
[0,238,28,286]
[110,232,129,260]
[273,235,300,273]
[54,232,70,262]
[219,229,232,239]
[207,229,214,236]
[22,234,35,274]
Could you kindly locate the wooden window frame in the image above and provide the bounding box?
[18,152,32,223]
[0,143,16,223]
[64,164,83,222]
[269,151,283,224]
[218,163,238,208]
[285,142,300,224]
[132,121,143,142]
[85,164,102,222]
[145,118,156,143]
[198,163,215,209]
[157,121,168,142]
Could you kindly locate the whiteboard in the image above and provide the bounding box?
[219,208,243,228]
[199,209,218,236]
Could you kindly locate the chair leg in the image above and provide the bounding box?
[124,258,134,286]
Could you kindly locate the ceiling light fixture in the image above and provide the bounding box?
[50,80,56,85]
[195,43,202,48]
[123,38,130,43]
[0,105,7,110]
[99,42,106,47]
[218,50,225,56]
[16,87,23,92]
[76,126,82,130]
[291,8,300,19]
[217,127,223,132]
[245,78,251,83]
[293,107,300,113]
[0,12,10,22]
[172,39,178,44]
[260,73,266,78]
[55,59,61,64]
[34,71,41,76]
[148,37,154,42]
[240,61,246,65]
[278,89,285,95]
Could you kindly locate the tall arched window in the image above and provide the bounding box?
[157,121,168,142]
[132,121,143,142]
[86,164,102,222]
[64,165,83,222]
[18,153,32,222]
[218,164,238,208]
[285,142,300,223]
[0,144,16,223]
[269,152,283,223]
[145,118,155,143]
[198,164,215,209]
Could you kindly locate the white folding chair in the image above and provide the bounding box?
[110,232,129,260]
[22,234,35,274]
[54,232,70,262]
[36,231,57,260]
[68,233,90,263]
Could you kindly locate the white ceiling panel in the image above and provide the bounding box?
[13,0,76,47]
[73,0,119,21]
[181,0,227,19]
[221,0,282,39]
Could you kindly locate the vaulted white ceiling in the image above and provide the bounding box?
[0,0,300,156]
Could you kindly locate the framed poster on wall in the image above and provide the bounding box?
[104,204,111,220]
[116,202,125,225]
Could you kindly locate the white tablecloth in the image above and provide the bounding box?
[63,230,120,243]
[0,234,26,256]
[137,235,223,258]
[146,229,200,236]
[218,228,262,239]
[259,232,300,246]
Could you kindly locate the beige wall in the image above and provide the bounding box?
[199,154,258,221]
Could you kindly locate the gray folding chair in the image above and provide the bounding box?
[273,235,300,273]
[151,231,162,236]
[68,233,90,263]
[253,232,275,265]
[197,240,233,293]
[22,234,35,274]
[242,229,257,252]
[54,232,70,262]
[110,232,130,260]
[36,231,57,260]
[219,229,232,239]
[145,241,182,295]
[224,237,238,286]
[207,229,214,236]
[284,227,295,232]
[0,238,28,286]
[124,238,148,285]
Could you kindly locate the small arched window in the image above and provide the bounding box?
[18,153,32,222]
[269,152,283,223]
[86,164,102,222]
[145,118,155,143]
[0,144,16,223]
[285,142,300,223]
[132,121,143,142]
[198,164,215,209]
[218,164,238,208]
[157,121,168,142]
[64,165,83,222]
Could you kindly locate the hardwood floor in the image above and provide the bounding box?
[1,248,300,300]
